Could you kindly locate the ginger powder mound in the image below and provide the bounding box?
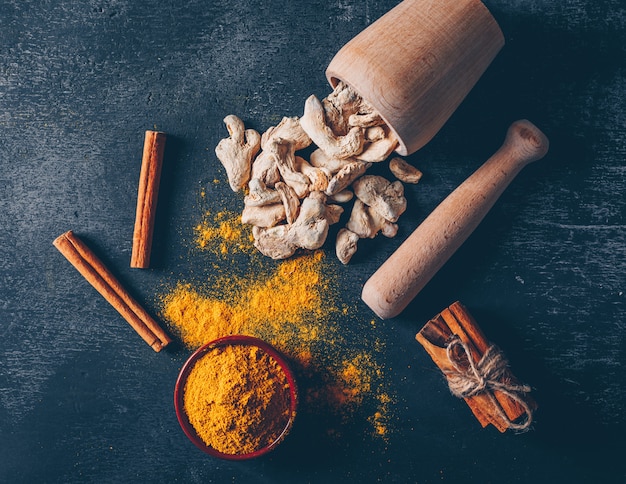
[183,344,292,455]
[161,251,327,350]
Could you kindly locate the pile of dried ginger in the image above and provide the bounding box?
[215,82,423,264]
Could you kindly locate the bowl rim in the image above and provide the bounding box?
[174,334,298,460]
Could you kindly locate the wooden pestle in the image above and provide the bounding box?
[361,120,549,319]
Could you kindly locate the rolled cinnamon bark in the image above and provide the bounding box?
[54,230,171,351]
[131,130,166,269]
[416,302,536,432]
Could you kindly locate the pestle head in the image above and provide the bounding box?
[502,120,550,165]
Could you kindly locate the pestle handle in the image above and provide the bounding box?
[361,120,549,319]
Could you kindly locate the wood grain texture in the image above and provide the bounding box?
[0,0,624,482]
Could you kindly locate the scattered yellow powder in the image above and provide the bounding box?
[161,251,328,349]
[194,210,253,255]
[369,392,393,440]
[326,354,373,410]
[161,188,393,438]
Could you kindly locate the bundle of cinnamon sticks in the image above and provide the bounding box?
[416,301,536,432]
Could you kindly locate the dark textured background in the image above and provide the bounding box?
[1,0,624,482]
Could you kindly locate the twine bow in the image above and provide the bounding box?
[445,335,533,431]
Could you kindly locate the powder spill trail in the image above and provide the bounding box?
[161,251,330,350]
[160,187,393,439]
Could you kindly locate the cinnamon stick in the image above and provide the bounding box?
[54,230,172,352]
[416,301,536,432]
[131,130,166,269]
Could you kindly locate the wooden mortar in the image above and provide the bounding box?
[326,0,504,156]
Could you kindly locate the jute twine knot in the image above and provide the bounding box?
[445,335,534,431]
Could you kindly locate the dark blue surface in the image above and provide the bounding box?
[0,1,624,482]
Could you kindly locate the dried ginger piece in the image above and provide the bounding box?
[389,157,423,184]
[215,115,261,192]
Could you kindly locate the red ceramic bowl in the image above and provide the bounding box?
[174,335,298,460]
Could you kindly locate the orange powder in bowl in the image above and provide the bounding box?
[175,336,297,458]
